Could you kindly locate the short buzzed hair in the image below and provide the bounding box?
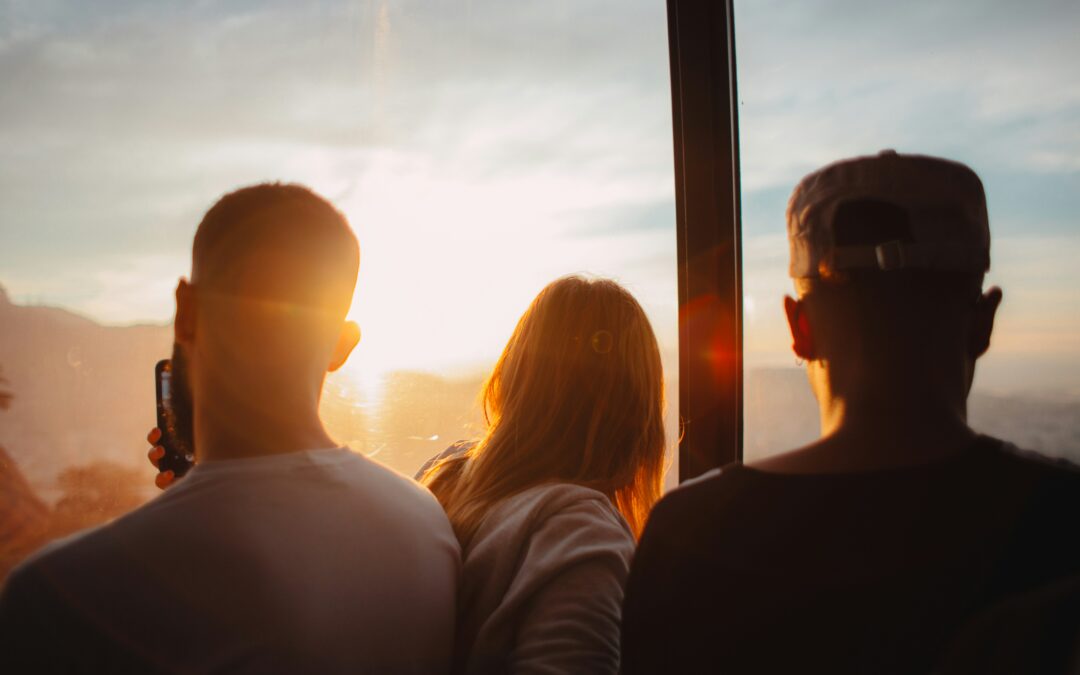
[192,183,359,317]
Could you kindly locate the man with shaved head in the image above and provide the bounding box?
[0,184,460,673]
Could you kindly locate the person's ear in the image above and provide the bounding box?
[969,286,1002,359]
[328,321,361,372]
[174,280,196,346]
[784,295,815,361]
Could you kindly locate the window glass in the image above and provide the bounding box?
[736,0,1080,462]
[0,0,677,581]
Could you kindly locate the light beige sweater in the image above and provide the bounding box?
[453,483,635,675]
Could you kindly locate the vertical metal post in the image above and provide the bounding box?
[667,0,743,481]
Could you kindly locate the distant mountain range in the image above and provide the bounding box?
[0,284,171,497]
[3,282,1077,497]
[1,281,1078,584]
[1,281,1077,563]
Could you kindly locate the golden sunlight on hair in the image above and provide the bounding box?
[421,276,667,543]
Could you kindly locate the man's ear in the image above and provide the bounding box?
[784,295,815,361]
[174,280,196,345]
[969,286,1002,359]
[328,321,361,372]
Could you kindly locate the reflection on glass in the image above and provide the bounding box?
[736,0,1080,462]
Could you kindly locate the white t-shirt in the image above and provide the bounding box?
[0,448,460,674]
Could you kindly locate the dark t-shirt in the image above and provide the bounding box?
[620,436,1080,674]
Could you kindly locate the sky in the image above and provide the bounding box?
[733,0,1080,396]
[0,0,679,385]
[1,0,1078,396]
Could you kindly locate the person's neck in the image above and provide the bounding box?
[194,400,337,463]
[751,388,976,474]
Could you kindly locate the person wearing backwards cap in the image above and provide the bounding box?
[619,151,1080,674]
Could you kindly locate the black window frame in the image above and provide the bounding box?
[667,0,743,481]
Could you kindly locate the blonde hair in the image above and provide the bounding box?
[421,276,666,544]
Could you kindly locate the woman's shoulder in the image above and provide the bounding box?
[471,483,634,563]
[415,440,474,480]
[457,484,635,675]
[461,483,634,622]
[504,482,625,521]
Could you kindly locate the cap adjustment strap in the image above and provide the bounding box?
[875,240,907,271]
[829,241,989,273]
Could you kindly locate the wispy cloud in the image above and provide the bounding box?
[734,0,1080,197]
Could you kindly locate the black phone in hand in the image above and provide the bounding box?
[154,359,194,478]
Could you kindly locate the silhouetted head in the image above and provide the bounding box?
[423,276,667,541]
[171,183,360,456]
[783,151,1002,414]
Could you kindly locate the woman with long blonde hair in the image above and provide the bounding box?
[419,275,667,674]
